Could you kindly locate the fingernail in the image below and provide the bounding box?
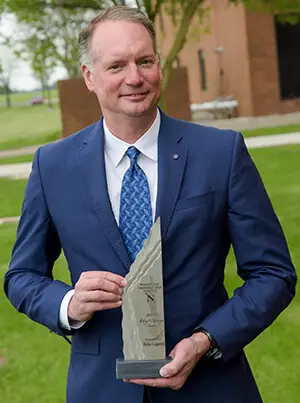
[160,368,169,378]
[121,279,127,286]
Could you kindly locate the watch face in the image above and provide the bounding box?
[206,346,222,360]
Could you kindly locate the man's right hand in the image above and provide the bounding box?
[68,271,127,322]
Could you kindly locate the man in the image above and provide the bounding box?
[4,5,296,403]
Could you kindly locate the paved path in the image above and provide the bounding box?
[0,216,20,225]
[0,133,300,181]
[0,162,32,179]
[0,144,41,158]
[194,111,300,131]
[245,132,300,149]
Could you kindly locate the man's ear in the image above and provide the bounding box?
[82,64,94,92]
[156,54,163,81]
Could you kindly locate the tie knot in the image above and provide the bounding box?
[126,146,140,164]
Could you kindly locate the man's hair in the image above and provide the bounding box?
[78,5,157,69]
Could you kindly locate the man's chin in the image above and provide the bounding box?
[122,103,155,117]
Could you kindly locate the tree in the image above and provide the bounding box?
[3,0,300,95]
[50,8,94,77]
[0,58,13,108]
[16,34,58,107]
[3,4,96,81]
[0,37,18,108]
[0,62,11,108]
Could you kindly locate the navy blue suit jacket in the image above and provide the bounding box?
[4,112,296,402]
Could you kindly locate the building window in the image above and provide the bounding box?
[275,16,300,100]
[198,49,207,91]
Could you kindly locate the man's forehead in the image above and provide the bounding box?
[98,46,155,61]
[91,21,155,60]
[94,18,150,30]
[91,20,153,47]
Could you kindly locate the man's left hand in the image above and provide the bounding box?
[125,332,211,390]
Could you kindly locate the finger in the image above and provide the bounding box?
[77,277,124,295]
[81,271,127,287]
[81,290,122,303]
[160,350,188,378]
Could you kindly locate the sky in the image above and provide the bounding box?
[0,14,68,91]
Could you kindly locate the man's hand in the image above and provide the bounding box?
[126,332,211,390]
[68,271,127,322]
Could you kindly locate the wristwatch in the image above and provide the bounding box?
[194,328,222,360]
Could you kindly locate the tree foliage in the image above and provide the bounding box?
[3,0,299,19]
[2,3,96,80]
[16,8,93,78]
[2,0,299,96]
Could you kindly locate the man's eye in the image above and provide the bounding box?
[109,65,123,71]
[139,59,154,66]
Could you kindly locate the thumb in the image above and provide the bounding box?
[159,349,186,378]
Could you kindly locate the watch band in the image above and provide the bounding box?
[194,328,222,360]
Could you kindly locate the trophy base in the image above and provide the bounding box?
[116,357,172,379]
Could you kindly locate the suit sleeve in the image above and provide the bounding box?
[4,148,73,335]
[200,131,297,362]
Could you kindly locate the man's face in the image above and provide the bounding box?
[82,20,162,118]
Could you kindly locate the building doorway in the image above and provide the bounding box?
[275,16,300,100]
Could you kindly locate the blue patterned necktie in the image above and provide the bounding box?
[119,146,152,262]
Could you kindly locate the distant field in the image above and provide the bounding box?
[0,105,62,150]
[0,89,58,107]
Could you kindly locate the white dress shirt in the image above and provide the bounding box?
[59,109,161,330]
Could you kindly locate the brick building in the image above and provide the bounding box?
[157,0,300,117]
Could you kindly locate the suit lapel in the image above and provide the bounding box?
[155,112,187,239]
[77,120,132,271]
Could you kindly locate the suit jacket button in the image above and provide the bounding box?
[173,153,179,160]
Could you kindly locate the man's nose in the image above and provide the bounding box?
[125,64,144,86]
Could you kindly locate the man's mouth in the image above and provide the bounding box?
[122,91,148,98]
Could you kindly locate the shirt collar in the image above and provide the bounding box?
[103,109,160,167]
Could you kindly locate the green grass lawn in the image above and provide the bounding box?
[0,226,70,403]
[0,105,61,151]
[0,89,58,106]
[0,179,28,218]
[0,144,300,402]
[242,123,300,138]
[224,145,300,402]
[0,155,34,165]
